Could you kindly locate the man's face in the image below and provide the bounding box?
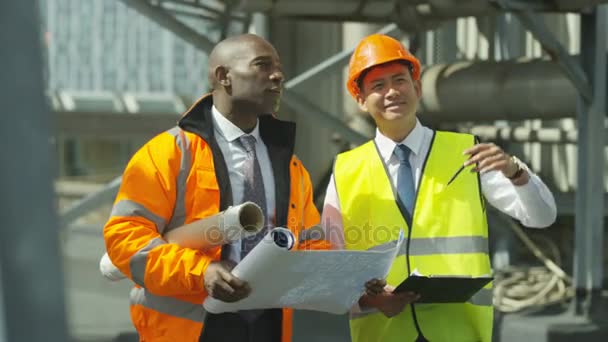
[356,62,421,126]
[227,40,284,114]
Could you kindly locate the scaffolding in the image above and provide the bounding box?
[4,0,606,341]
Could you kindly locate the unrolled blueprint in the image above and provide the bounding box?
[203,228,404,315]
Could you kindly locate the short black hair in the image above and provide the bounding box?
[356,60,414,94]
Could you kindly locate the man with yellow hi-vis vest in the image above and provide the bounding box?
[320,34,557,342]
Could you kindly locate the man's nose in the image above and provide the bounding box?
[270,69,284,84]
[385,86,400,99]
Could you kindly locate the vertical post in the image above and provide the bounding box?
[573,5,607,316]
[250,12,269,39]
[0,1,69,341]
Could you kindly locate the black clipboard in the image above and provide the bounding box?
[393,275,493,304]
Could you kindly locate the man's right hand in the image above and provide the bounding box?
[204,260,251,302]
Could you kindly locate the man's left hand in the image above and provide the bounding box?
[463,143,518,178]
[359,284,419,318]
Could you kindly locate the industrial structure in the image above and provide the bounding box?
[1,0,607,341]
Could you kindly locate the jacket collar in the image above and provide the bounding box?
[178,94,297,155]
[178,94,296,227]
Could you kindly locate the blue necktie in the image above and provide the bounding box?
[393,144,415,216]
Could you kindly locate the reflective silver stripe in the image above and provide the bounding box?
[299,226,326,242]
[408,236,488,256]
[350,308,380,320]
[367,240,398,252]
[349,288,494,320]
[468,288,493,306]
[111,199,166,230]
[367,236,488,256]
[130,287,207,322]
[166,127,191,232]
[130,237,165,287]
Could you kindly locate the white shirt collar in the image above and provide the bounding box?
[374,119,424,163]
[211,105,262,143]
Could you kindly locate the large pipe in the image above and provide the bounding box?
[419,58,579,123]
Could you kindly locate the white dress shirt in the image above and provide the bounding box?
[212,106,276,258]
[322,119,557,249]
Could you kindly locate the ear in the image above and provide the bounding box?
[356,94,368,113]
[215,65,231,87]
[414,78,422,99]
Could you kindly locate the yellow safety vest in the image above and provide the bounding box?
[334,131,493,342]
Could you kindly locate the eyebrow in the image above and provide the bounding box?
[367,71,408,86]
[250,56,273,63]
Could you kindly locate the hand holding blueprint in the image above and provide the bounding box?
[203,228,404,315]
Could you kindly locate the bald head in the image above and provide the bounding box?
[208,34,278,90]
[208,33,284,119]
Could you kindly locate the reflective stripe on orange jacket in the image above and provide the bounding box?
[103,95,323,341]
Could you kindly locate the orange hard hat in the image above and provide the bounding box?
[346,34,421,98]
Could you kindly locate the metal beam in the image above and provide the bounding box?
[573,5,607,316]
[160,0,247,21]
[512,10,593,102]
[284,23,400,90]
[110,1,606,146]
[120,1,371,144]
[281,92,368,145]
[223,0,608,25]
[60,177,122,228]
[0,0,68,340]
[120,0,216,53]
[56,110,178,139]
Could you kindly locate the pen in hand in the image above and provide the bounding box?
[446,164,465,186]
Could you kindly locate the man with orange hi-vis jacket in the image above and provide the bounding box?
[103,34,327,342]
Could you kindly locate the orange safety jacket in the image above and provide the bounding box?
[103,95,325,342]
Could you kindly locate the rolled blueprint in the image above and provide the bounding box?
[231,227,296,279]
[99,201,265,281]
[164,201,264,249]
[99,252,128,281]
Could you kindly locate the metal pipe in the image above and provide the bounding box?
[464,126,581,144]
[419,58,579,123]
